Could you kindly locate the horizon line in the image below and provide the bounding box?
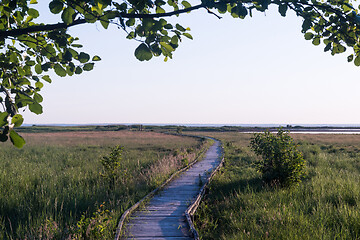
[22,123,360,127]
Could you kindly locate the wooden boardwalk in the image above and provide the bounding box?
[122,140,222,239]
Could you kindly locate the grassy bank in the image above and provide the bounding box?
[194,132,360,239]
[0,130,209,239]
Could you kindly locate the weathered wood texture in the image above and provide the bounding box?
[122,140,222,239]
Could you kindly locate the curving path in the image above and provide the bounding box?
[122,139,222,239]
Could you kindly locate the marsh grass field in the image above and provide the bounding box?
[192,132,360,239]
[0,129,208,239]
[2,128,360,239]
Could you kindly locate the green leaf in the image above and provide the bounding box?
[126,18,135,27]
[30,0,38,4]
[304,32,314,40]
[29,102,43,115]
[66,65,74,76]
[143,18,154,31]
[83,63,94,71]
[126,31,135,39]
[35,64,42,74]
[63,50,73,61]
[35,81,44,89]
[10,130,26,148]
[104,10,118,19]
[62,7,75,24]
[175,24,186,32]
[0,112,8,127]
[183,33,193,39]
[160,42,174,51]
[68,48,79,58]
[17,67,25,76]
[302,19,312,32]
[75,66,83,74]
[42,75,52,83]
[134,43,153,61]
[78,52,90,63]
[84,12,97,23]
[18,78,31,86]
[28,8,39,18]
[324,43,331,52]
[92,55,101,61]
[100,16,109,29]
[16,93,34,107]
[11,114,24,127]
[354,56,360,66]
[54,64,67,77]
[217,2,227,13]
[171,36,179,44]
[49,0,63,14]
[343,3,353,12]
[278,4,287,17]
[156,7,165,14]
[34,93,43,103]
[164,24,173,29]
[181,0,191,8]
[10,53,18,63]
[26,60,36,66]
[312,37,320,46]
[71,44,83,48]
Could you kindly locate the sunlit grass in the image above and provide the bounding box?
[194,133,360,239]
[0,130,208,239]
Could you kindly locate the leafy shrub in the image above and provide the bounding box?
[69,203,111,240]
[100,145,125,190]
[250,129,306,187]
[181,157,189,166]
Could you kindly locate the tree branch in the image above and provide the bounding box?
[0,19,87,38]
[0,4,206,38]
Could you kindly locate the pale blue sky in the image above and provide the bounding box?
[23,2,360,125]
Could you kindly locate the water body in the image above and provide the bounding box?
[244,131,360,135]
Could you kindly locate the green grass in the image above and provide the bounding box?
[194,132,360,240]
[0,130,209,239]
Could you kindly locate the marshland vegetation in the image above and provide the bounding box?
[0,129,209,239]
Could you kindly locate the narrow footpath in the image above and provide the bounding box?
[122,139,222,240]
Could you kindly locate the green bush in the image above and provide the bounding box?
[70,203,111,240]
[100,145,124,190]
[250,129,305,187]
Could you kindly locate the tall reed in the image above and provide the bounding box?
[194,133,360,239]
[0,130,207,239]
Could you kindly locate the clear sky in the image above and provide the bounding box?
[22,2,360,125]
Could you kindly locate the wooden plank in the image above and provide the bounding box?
[147,196,196,202]
[121,140,222,239]
[129,215,185,220]
[130,212,186,218]
[128,218,187,225]
[125,223,191,237]
[143,201,186,207]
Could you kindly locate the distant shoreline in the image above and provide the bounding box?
[16,124,360,134]
[22,123,360,128]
